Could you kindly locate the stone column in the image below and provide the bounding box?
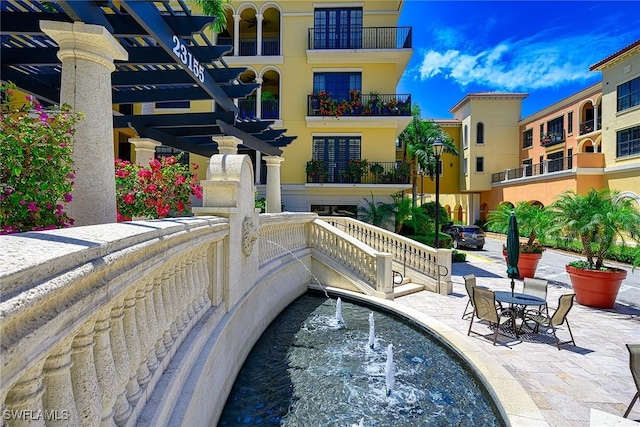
[255,77,263,119]
[40,21,128,226]
[264,155,284,213]
[256,14,263,56]
[212,136,241,157]
[232,14,240,56]
[129,138,161,167]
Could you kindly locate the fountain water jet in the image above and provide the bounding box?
[368,312,375,349]
[335,297,345,327]
[385,343,395,396]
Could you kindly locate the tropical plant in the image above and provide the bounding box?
[399,104,458,206]
[261,90,276,101]
[191,0,231,32]
[344,159,369,180]
[1,83,84,234]
[115,155,203,221]
[387,192,430,234]
[486,202,548,253]
[547,188,640,269]
[358,193,394,228]
[305,160,329,182]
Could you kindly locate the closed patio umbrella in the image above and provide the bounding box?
[506,212,520,296]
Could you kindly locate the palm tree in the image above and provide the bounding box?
[548,188,640,269]
[191,0,231,33]
[358,193,394,229]
[399,105,458,207]
[486,202,548,252]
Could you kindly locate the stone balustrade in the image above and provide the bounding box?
[1,218,228,427]
[321,217,453,293]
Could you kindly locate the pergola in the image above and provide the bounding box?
[0,0,295,157]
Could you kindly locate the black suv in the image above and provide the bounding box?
[443,225,485,250]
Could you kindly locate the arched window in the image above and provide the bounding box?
[463,125,468,148]
[476,122,484,144]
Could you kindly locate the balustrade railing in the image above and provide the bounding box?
[320,217,449,285]
[308,26,412,50]
[0,218,228,427]
[491,155,578,183]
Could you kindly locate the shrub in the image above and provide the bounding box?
[1,83,84,234]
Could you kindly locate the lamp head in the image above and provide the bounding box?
[432,138,444,157]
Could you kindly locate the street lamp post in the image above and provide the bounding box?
[432,139,444,250]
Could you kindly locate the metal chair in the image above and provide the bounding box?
[467,287,515,345]
[624,343,640,418]
[523,278,548,300]
[528,293,576,350]
[462,274,489,319]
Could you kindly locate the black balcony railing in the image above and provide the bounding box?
[491,155,576,183]
[308,92,411,117]
[540,129,565,147]
[238,99,280,120]
[216,37,280,56]
[306,160,410,184]
[308,26,412,50]
[579,117,602,135]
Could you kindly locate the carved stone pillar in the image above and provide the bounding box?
[129,137,161,167]
[4,360,47,427]
[93,308,118,427]
[70,322,102,426]
[42,338,80,426]
[40,20,127,226]
[109,299,133,425]
[264,155,284,213]
[151,274,168,361]
[121,290,144,403]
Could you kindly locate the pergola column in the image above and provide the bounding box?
[40,21,128,226]
[129,138,161,166]
[213,136,242,156]
[264,155,284,213]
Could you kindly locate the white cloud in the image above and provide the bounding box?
[416,33,617,90]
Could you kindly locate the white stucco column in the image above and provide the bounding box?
[594,101,600,131]
[232,14,240,56]
[213,135,242,156]
[40,20,128,226]
[255,77,263,119]
[129,137,161,166]
[264,155,284,213]
[256,14,263,56]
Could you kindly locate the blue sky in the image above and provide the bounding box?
[397,1,640,120]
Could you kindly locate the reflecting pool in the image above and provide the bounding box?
[218,293,504,426]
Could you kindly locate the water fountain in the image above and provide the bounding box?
[218,293,504,426]
[368,312,375,350]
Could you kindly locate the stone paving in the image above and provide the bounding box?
[393,249,640,426]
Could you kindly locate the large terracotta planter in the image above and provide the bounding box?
[502,250,543,279]
[566,265,627,309]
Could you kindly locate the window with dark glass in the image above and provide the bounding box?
[617,76,640,112]
[547,151,564,173]
[314,8,362,49]
[313,136,361,181]
[476,122,484,144]
[545,116,565,143]
[476,156,484,173]
[567,148,573,169]
[313,72,362,98]
[616,125,640,157]
[567,111,573,134]
[523,129,533,148]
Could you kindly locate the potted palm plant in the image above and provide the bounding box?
[547,188,640,308]
[486,202,546,279]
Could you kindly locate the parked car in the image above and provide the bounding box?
[444,225,485,250]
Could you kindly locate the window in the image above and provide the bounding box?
[567,148,573,169]
[463,125,468,149]
[314,8,363,49]
[475,156,484,173]
[539,123,544,137]
[546,116,564,137]
[313,72,361,99]
[313,136,361,181]
[547,151,564,173]
[463,157,468,175]
[156,146,189,165]
[476,122,484,144]
[617,76,640,112]
[617,125,640,157]
[155,101,190,109]
[523,158,533,176]
[567,111,573,134]
[523,129,533,148]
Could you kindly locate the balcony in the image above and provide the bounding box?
[307,92,411,117]
[306,160,410,184]
[540,130,565,147]
[308,26,412,50]
[216,36,280,56]
[579,117,602,135]
[491,153,605,184]
[238,98,279,120]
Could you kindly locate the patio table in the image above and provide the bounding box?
[494,291,547,336]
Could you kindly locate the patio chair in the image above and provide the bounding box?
[527,293,576,350]
[522,278,549,319]
[624,343,640,418]
[462,274,489,319]
[467,287,516,345]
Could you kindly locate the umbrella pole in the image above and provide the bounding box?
[511,278,515,297]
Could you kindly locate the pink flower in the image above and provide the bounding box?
[19,199,27,205]
[27,202,38,212]
[144,184,157,193]
[116,169,130,178]
[175,175,186,185]
[124,193,135,204]
[138,169,152,179]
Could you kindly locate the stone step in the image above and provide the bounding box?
[393,282,424,298]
